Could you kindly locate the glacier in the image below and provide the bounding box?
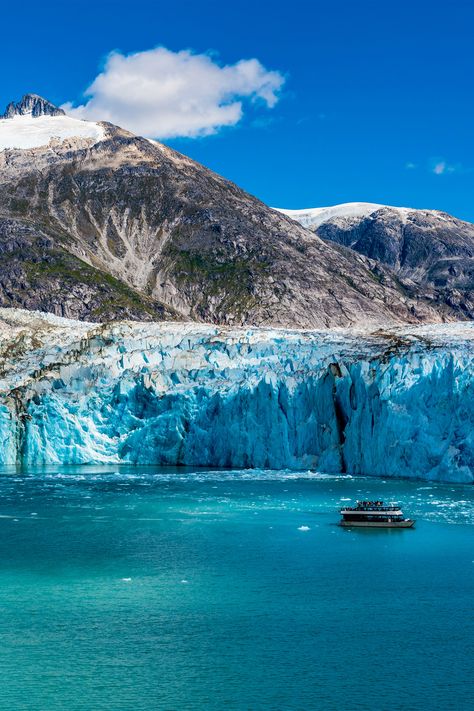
[0,308,472,483]
[274,202,412,229]
[0,114,104,151]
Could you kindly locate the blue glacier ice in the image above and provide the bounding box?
[0,309,472,482]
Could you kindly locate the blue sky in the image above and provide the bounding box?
[2,0,474,220]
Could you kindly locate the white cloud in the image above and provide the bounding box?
[430,158,460,175]
[62,47,285,139]
[433,161,447,175]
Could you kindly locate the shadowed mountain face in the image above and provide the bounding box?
[281,204,474,321]
[316,207,474,319]
[0,95,471,326]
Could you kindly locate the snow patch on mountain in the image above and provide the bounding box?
[276,202,412,229]
[0,114,105,151]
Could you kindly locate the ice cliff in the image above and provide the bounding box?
[0,308,472,482]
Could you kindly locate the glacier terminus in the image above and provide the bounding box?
[0,309,472,483]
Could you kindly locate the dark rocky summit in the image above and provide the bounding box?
[1,94,66,119]
[0,94,472,326]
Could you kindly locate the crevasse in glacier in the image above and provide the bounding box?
[0,309,472,482]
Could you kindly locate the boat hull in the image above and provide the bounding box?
[339,520,415,528]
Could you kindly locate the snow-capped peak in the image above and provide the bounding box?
[275,202,412,229]
[0,94,105,151]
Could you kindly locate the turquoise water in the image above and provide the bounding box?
[0,467,472,711]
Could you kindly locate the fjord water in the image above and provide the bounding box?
[0,468,472,711]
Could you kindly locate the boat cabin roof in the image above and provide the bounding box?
[341,500,401,512]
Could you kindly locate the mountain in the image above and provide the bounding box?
[1,94,66,119]
[278,203,474,319]
[0,94,469,327]
[1,307,472,481]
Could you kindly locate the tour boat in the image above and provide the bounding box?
[339,500,415,528]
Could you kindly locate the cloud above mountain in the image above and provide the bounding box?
[62,47,285,139]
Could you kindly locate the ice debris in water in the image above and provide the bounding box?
[298,525,310,531]
[0,309,472,483]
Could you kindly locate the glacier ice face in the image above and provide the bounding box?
[0,308,472,482]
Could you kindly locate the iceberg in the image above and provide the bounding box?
[0,308,472,482]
